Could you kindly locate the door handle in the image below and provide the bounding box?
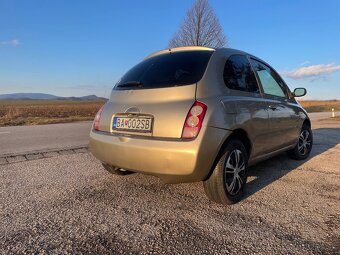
[269,105,277,110]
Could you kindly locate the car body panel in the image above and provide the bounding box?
[195,48,272,159]
[264,97,301,150]
[98,84,197,138]
[90,126,229,183]
[89,46,311,184]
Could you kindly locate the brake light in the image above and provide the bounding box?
[182,101,207,139]
[93,106,104,131]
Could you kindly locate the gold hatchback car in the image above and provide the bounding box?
[90,46,313,204]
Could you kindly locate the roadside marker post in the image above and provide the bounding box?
[332,108,335,118]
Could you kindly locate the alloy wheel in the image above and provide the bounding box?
[224,149,246,195]
[298,130,312,155]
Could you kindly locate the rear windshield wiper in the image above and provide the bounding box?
[117,81,143,88]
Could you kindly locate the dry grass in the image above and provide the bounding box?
[0,99,338,127]
[299,100,340,113]
[0,100,105,127]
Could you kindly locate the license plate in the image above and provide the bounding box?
[112,116,153,133]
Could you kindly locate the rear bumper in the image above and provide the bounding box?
[89,127,229,183]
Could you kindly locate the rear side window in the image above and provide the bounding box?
[223,55,259,93]
[115,51,213,90]
[250,59,287,98]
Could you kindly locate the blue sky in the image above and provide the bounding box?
[0,0,340,99]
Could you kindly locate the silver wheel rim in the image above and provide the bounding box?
[298,129,312,155]
[224,149,246,196]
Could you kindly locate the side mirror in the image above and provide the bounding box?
[293,88,307,97]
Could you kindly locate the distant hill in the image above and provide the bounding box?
[0,93,107,101]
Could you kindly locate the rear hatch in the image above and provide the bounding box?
[99,50,213,138]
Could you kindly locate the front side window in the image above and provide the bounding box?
[223,55,259,93]
[250,59,287,98]
[115,51,213,90]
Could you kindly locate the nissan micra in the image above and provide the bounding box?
[89,46,313,205]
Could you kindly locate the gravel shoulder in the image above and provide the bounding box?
[1,120,339,254]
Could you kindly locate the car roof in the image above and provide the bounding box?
[144,46,215,60]
[144,46,251,60]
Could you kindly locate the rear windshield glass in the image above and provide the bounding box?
[115,51,213,90]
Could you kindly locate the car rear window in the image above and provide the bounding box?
[115,51,213,90]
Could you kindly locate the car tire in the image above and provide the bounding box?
[287,124,313,160]
[102,163,134,175]
[203,139,248,205]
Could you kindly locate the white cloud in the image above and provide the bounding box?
[299,60,310,66]
[283,63,340,79]
[1,39,20,46]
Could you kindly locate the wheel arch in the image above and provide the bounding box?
[303,118,311,128]
[204,128,252,180]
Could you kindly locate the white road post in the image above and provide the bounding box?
[332,108,335,118]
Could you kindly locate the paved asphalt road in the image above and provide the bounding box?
[0,112,339,156]
[308,111,340,121]
[0,121,92,155]
[1,119,339,254]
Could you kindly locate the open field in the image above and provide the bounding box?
[299,100,340,113]
[0,99,338,127]
[0,100,105,127]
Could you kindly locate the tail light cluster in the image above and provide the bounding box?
[93,106,104,131]
[182,101,207,139]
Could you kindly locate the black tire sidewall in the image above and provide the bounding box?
[203,139,249,204]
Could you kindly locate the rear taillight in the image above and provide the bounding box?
[93,106,104,131]
[182,101,207,139]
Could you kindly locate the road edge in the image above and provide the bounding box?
[0,145,89,165]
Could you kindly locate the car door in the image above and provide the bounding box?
[219,54,270,158]
[250,58,298,151]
